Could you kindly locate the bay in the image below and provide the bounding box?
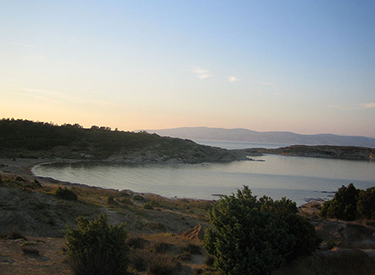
[32,153,375,206]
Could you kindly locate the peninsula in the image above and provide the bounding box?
[0,119,249,164]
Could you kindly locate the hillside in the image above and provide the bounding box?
[0,119,247,163]
[147,127,375,148]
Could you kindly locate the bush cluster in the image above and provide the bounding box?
[321,183,375,220]
[64,213,129,275]
[55,186,78,201]
[203,186,320,275]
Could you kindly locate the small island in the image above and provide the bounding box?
[240,145,375,161]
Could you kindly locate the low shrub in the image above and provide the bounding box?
[68,252,118,275]
[64,213,129,275]
[55,186,78,201]
[0,230,27,240]
[132,194,145,201]
[129,251,148,272]
[150,241,172,254]
[143,202,154,210]
[118,197,133,205]
[126,236,150,249]
[204,186,320,275]
[146,253,177,275]
[147,222,166,231]
[181,243,201,255]
[22,246,39,255]
[106,195,117,205]
[177,251,192,261]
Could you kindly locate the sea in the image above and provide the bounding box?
[32,140,375,206]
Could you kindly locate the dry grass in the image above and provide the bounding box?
[126,233,209,274]
[146,253,177,275]
[0,165,215,274]
[68,252,118,275]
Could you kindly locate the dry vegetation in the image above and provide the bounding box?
[1,158,375,274]
[0,158,216,274]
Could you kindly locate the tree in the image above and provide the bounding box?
[357,187,375,219]
[204,186,320,275]
[320,183,359,221]
[65,213,129,275]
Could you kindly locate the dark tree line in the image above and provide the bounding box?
[0,118,227,161]
[0,118,166,152]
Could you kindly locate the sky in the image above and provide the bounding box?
[1,0,375,137]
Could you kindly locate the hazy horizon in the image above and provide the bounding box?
[2,1,375,137]
[145,126,375,138]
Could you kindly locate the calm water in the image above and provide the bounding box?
[32,153,375,206]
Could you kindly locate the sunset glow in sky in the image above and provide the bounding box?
[1,1,375,137]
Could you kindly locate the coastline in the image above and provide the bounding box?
[0,157,56,177]
[1,157,328,206]
[0,157,215,236]
[2,157,375,275]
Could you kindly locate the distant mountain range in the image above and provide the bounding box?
[147,127,375,148]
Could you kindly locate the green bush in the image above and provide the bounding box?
[320,183,359,221]
[64,213,129,275]
[203,186,320,275]
[55,186,78,201]
[357,187,375,219]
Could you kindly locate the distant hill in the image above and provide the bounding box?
[147,127,375,148]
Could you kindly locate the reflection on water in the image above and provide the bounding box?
[32,154,375,206]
